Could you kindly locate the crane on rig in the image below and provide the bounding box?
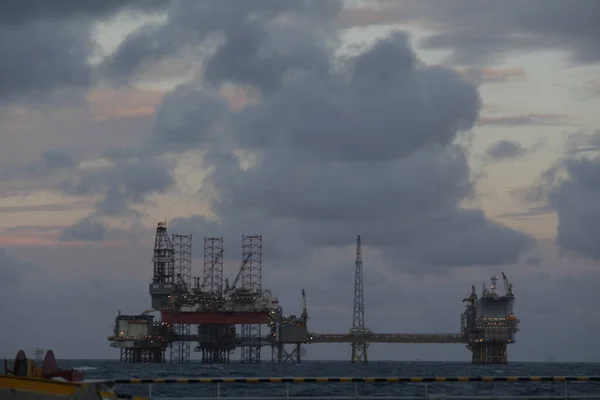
[224,252,252,294]
[301,289,308,323]
[501,272,513,297]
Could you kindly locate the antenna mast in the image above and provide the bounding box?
[350,235,369,363]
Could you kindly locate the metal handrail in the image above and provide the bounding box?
[112,376,600,383]
[107,376,600,400]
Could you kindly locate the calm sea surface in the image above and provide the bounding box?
[61,360,600,398]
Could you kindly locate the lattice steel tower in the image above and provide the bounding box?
[200,237,230,363]
[240,234,263,364]
[204,237,224,295]
[170,233,192,363]
[350,235,369,363]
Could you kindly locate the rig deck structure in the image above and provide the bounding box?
[108,223,520,364]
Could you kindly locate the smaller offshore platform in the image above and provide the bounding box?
[461,273,520,364]
[108,224,519,364]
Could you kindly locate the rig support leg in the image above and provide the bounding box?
[351,341,368,363]
[469,343,508,364]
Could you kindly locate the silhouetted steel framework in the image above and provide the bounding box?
[204,237,224,295]
[113,226,519,365]
[240,234,263,364]
[151,222,174,364]
[173,234,192,290]
[170,234,192,364]
[152,222,174,285]
[350,235,369,363]
[200,237,230,363]
[120,347,165,363]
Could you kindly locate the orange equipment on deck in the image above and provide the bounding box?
[3,349,84,382]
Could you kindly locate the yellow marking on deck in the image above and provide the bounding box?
[553,376,566,381]
[386,377,399,382]
[576,376,589,381]
[434,377,447,382]
[340,377,353,382]
[246,378,259,383]
[222,378,236,383]
[506,376,519,381]
[457,377,470,382]
[482,377,494,382]
[363,377,375,382]
[410,377,423,382]
[0,375,80,395]
[269,378,282,383]
[129,378,142,383]
[316,377,329,382]
[175,378,188,383]
[293,377,305,382]
[153,379,165,383]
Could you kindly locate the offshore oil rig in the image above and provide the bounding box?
[108,223,520,364]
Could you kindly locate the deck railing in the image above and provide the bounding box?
[108,376,600,400]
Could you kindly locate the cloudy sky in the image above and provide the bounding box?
[1,0,600,362]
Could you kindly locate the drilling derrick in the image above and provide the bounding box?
[110,223,176,363]
[197,237,233,363]
[461,273,520,364]
[350,235,369,363]
[240,235,263,364]
[149,222,175,310]
[170,234,192,364]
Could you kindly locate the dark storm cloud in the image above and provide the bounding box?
[230,32,479,162]
[0,249,40,287]
[360,0,600,66]
[40,150,76,170]
[485,140,526,162]
[138,2,534,269]
[534,131,600,260]
[100,0,342,86]
[59,216,107,242]
[0,20,91,103]
[0,0,163,104]
[0,149,76,183]
[168,214,308,263]
[59,157,175,217]
[0,0,166,25]
[23,150,76,175]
